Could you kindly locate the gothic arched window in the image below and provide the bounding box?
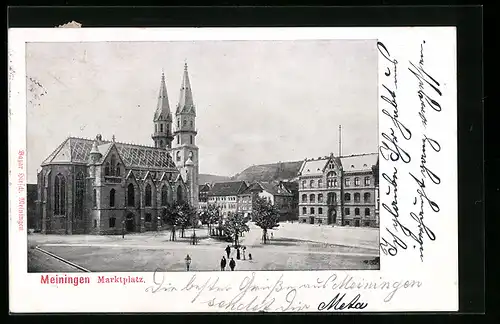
[110,189,116,207]
[105,162,110,176]
[110,155,116,175]
[127,183,135,207]
[116,163,121,177]
[145,184,152,207]
[161,185,168,206]
[75,172,85,219]
[190,135,193,145]
[54,174,66,215]
[176,185,183,202]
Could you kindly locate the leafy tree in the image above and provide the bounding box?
[200,203,221,235]
[162,201,197,241]
[222,212,250,247]
[253,196,280,244]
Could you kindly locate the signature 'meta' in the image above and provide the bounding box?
[317,293,368,311]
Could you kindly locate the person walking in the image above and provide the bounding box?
[229,258,236,271]
[236,247,241,260]
[185,254,192,271]
[225,245,231,258]
[220,256,227,271]
[121,220,125,239]
[271,232,274,239]
[242,246,246,260]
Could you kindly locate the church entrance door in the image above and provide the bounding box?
[126,213,135,232]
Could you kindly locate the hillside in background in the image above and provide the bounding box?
[232,160,303,182]
[199,173,231,184]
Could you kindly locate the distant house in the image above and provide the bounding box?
[207,181,249,218]
[237,181,295,221]
[198,183,211,210]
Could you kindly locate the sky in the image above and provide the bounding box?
[26,40,378,184]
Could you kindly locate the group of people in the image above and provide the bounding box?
[220,245,252,271]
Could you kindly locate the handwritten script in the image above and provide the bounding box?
[379,41,440,261]
[145,270,422,311]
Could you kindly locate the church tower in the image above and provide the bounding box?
[152,72,174,149]
[173,62,199,208]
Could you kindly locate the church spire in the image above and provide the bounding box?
[176,62,195,115]
[154,71,172,122]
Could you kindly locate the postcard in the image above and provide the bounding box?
[9,27,457,312]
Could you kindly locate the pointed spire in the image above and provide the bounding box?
[154,70,172,122]
[176,61,195,115]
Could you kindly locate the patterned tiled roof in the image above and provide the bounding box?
[41,137,177,170]
[208,181,248,196]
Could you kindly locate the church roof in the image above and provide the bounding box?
[41,137,177,170]
[154,72,172,122]
[176,62,196,115]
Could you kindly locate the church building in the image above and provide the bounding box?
[36,63,200,234]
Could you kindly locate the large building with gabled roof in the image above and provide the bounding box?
[36,63,200,234]
[298,152,379,227]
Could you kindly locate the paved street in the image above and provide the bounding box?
[28,223,380,272]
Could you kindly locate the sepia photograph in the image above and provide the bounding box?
[26,40,380,273]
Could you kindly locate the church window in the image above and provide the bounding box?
[177,186,183,202]
[116,163,121,177]
[110,189,116,207]
[110,155,117,175]
[105,162,110,176]
[93,189,97,208]
[155,124,157,133]
[161,185,168,206]
[177,119,180,128]
[183,120,187,126]
[127,183,135,207]
[75,172,85,219]
[190,135,193,145]
[54,174,66,215]
[160,124,164,132]
[177,136,180,145]
[109,216,116,228]
[145,184,152,207]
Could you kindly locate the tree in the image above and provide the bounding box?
[253,196,280,244]
[200,203,221,235]
[223,212,250,247]
[162,201,196,241]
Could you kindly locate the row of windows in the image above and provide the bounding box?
[302,176,372,189]
[176,135,195,145]
[302,207,371,216]
[93,183,184,208]
[155,123,171,134]
[210,196,237,201]
[300,192,371,203]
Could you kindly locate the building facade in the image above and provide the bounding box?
[298,153,379,227]
[36,63,200,234]
[207,181,248,217]
[198,183,211,211]
[237,181,295,221]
